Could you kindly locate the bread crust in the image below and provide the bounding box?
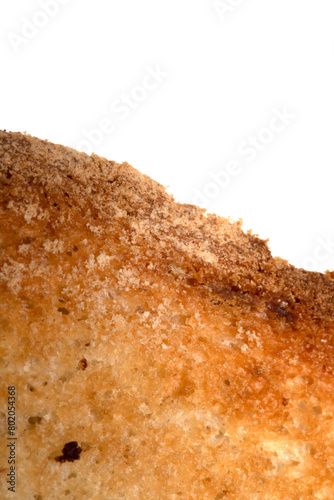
[1,131,334,499]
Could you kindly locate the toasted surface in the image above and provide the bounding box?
[0,130,334,499]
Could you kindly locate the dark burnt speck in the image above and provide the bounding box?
[78,358,88,370]
[58,307,69,315]
[28,416,43,425]
[55,441,82,463]
[267,301,293,322]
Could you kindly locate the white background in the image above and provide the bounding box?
[1,0,333,273]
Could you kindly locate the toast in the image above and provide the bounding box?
[1,131,334,499]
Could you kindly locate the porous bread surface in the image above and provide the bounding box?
[0,130,334,499]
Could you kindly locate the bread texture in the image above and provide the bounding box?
[1,130,334,499]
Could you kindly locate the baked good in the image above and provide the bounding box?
[1,130,334,499]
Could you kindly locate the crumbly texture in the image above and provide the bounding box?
[0,130,334,500]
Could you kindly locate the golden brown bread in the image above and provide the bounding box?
[1,130,334,499]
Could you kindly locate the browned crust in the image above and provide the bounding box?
[1,130,333,327]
